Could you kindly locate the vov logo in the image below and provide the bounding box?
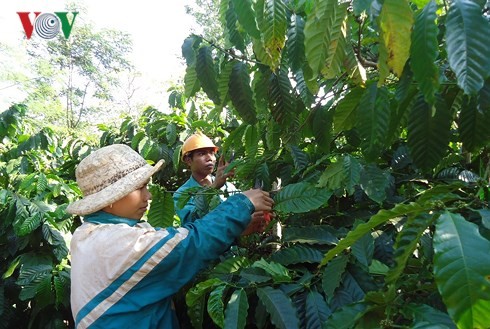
[17,12,79,40]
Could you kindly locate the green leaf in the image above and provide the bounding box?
[255,162,270,189]
[131,131,145,150]
[53,270,70,307]
[252,67,270,116]
[369,260,390,275]
[433,211,490,328]
[269,245,325,265]
[182,35,201,66]
[16,264,53,301]
[15,212,42,237]
[231,0,260,39]
[322,3,349,76]
[3,256,21,279]
[256,286,300,329]
[184,64,201,99]
[218,59,235,107]
[18,173,36,193]
[477,211,490,233]
[317,160,344,190]
[410,0,439,105]
[166,123,177,145]
[357,84,390,162]
[395,66,415,102]
[274,182,332,213]
[186,278,223,329]
[289,145,308,172]
[224,289,249,329]
[385,214,435,286]
[304,0,347,81]
[353,0,372,15]
[352,229,374,268]
[42,223,68,261]
[240,267,272,284]
[283,226,339,245]
[445,0,490,94]
[252,259,291,282]
[343,155,361,195]
[287,14,305,72]
[147,188,174,228]
[479,79,490,111]
[359,164,393,204]
[411,0,432,8]
[403,303,457,329]
[407,95,451,171]
[196,46,221,104]
[417,182,464,204]
[322,254,349,300]
[265,118,282,150]
[293,69,314,107]
[173,144,182,171]
[320,202,432,267]
[305,289,331,328]
[244,124,260,157]
[333,86,364,133]
[225,0,246,52]
[323,302,369,329]
[379,0,414,77]
[228,62,257,124]
[323,22,347,79]
[311,105,333,153]
[262,0,287,69]
[211,257,251,277]
[37,172,48,194]
[459,95,490,152]
[269,70,296,124]
[208,284,226,328]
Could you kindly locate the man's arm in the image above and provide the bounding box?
[152,190,273,292]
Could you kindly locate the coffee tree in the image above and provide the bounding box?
[174,0,490,328]
[0,105,92,328]
[2,0,490,328]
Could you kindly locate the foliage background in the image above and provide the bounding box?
[2,0,490,328]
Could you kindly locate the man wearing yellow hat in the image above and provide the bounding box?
[173,132,236,224]
[174,132,270,235]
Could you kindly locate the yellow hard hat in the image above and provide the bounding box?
[181,132,218,160]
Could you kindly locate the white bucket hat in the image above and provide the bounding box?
[66,144,165,216]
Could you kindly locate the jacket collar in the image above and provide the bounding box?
[83,211,140,226]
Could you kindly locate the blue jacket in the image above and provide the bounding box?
[70,193,254,328]
[173,175,237,224]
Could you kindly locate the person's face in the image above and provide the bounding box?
[106,181,152,220]
[185,148,216,176]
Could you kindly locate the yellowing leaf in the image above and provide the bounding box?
[379,0,414,77]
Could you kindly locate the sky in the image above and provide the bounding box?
[0,0,198,111]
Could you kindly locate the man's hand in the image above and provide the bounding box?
[242,189,274,212]
[212,155,234,189]
[241,211,273,235]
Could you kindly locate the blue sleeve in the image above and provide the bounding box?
[175,195,197,224]
[152,194,254,291]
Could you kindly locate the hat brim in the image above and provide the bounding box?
[66,159,165,216]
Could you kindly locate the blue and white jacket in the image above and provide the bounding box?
[70,193,254,328]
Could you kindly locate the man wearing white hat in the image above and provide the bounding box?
[67,144,273,328]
